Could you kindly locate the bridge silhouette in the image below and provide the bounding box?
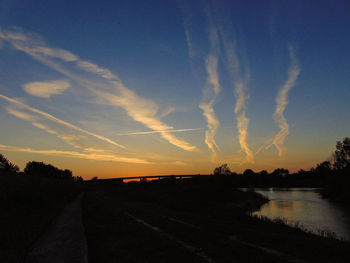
[91,174,209,183]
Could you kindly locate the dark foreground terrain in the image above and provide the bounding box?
[2,174,350,262]
[82,178,350,263]
[0,175,79,262]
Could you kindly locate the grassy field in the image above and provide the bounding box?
[0,175,79,263]
[82,178,350,262]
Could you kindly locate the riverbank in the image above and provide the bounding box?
[82,179,350,262]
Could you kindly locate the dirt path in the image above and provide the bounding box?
[26,194,88,263]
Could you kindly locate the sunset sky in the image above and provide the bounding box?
[1,0,349,179]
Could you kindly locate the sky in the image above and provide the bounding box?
[0,0,350,179]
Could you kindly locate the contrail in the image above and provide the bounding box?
[0,144,149,164]
[199,25,221,161]
[181,5,221,157]
[117,128,203,136]
[0,93,126,149]
[234,81,254,163]
[219,28,254,163]
[179,1,195,63]
[273,45,300,157]
[0,28,197,152]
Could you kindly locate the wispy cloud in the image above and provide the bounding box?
[234,81,254,163]
[179,1,195,60]
[0,28,197,152]
[173,160,187,166]
[6,107,36,121]
[181,6,221,159]
[184,29,195,59]
[0,144,149,164]
[219,28,254,163]
[77,60,118,80]
[95,87,197,151]
[117,128,202,136]
[0,30,78,61]
[255,137,274,156]
[23,79,70,98]
[199,24,221,161]
[160,106,175,118]
[273,45,300,157]
[0,93,125,149]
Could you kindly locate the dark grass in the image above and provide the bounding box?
[0,175,80,263]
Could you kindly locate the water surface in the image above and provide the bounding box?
[250,188,350,240]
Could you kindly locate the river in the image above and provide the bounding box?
[250,188,350,240]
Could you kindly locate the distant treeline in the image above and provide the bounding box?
[0,154,83,181]
[212,137,350,203]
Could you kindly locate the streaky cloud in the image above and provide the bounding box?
[77,60,118,80]
[0,28,197,152]
[6,107,37,122]
[160,106,176,118]
[182,6,221,158]
[273,45,300,157]
[254,137,274,156]
[184,29,195,59]
[0,144,149,164]
[199,24,221,161]
[219,29,254,163]
[95,88,197,151]
[182,11,195,59]
[179,1,195,60]
[23,79,70,98]
[173,160,187,166]
[0,30,78,61]
[0,93,125,149]
[234,81,254,163]
[117,128,202,136]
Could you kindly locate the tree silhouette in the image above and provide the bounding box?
[315,161,332,176]
[333,137,350,171]
[259,170,269,176]
[272,168,289,177]
[213,164,232,175]
[243,169,255,176]
[24,161,73,180]
[0,153,19,176]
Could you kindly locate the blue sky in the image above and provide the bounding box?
[0,0,349,178]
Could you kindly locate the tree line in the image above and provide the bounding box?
[212,137,350,203]
[0,154,83,181]
[213,137,350,177]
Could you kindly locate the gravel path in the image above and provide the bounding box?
[26,194,88,263]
